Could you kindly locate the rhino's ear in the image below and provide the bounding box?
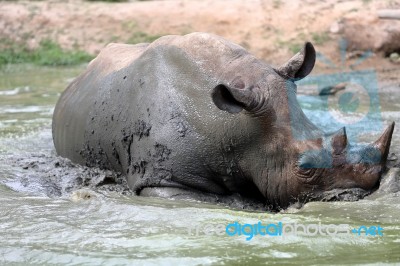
[276,42,316,81]
[211,83,255,114]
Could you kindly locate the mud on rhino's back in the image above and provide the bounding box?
[52,43,149,165]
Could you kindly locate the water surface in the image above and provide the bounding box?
[0,65,399,265]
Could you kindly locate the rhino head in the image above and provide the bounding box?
[211,42,394,210]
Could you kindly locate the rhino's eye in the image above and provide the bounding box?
[296,150,331,181]
[296,164,326,184]
[297,165,316,179]
[299,149,332,169]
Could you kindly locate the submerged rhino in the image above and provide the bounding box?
[53,32,394,211]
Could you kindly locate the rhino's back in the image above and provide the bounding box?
[52,33,253,169]
[52,43,149,164]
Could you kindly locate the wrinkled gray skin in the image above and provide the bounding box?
[53,32,395,211]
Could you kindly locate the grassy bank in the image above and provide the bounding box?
[0,31,164,67]
[0,39,94,67]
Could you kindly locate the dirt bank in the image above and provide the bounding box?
[1,0,399,74]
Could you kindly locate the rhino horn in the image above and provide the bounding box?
[372,122,395,164]
[331,127,348,154]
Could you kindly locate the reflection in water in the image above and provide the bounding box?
[0,65,399,264]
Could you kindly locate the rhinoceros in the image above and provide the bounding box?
[52,32,394,210]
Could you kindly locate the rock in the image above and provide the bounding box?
[376,168,400,194]
[70,189,97,202]
[342,14,400,55]
[387,152,398,161]
[319,82,347,96]
[330,20,344,34]
[377,9,400,20]
[389,52,400,63]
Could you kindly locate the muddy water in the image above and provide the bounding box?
[0,65,399,265]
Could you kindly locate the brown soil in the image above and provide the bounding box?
[0,0,399,76]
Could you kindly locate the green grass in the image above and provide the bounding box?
[127,31,163,44]
[122,20,164,45]
[86,0,129,2]
[0,39,93,66]
[273,0,282,8]
[277,39,303,54]
[311,32,331,45]
[288,42,303,54]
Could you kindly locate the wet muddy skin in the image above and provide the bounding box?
[1,64,400,264]
[51,34,398,212]
[5,150,399,211]
[1,48,400,210]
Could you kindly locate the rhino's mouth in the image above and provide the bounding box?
[296,187,373,206]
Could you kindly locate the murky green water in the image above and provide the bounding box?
[0,65,399,265]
